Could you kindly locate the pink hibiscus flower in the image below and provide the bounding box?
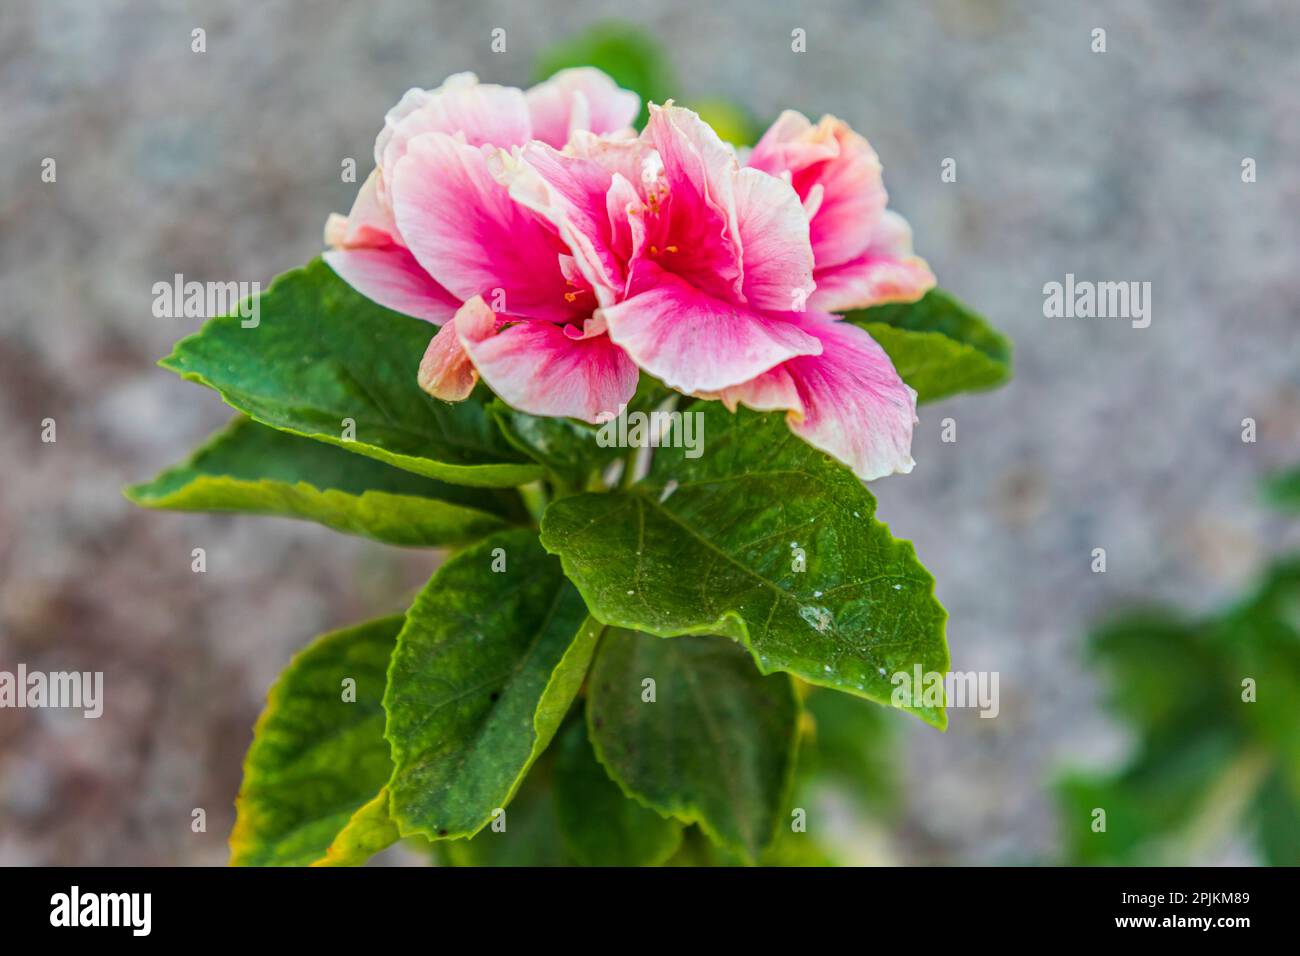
[323,69,642,422]
[325,74,937,480]
[746,110,935,312]
[597,104,933,480]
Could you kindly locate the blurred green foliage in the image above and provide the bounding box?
[533,21,760,145]
[1058,495,1300,864]
[533,22,674,128]
[1263,465,1300,513]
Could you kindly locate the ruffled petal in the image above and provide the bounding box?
[390,132,579,322]
[566,128,657,183]
[598,262,822,394]
[375,73,531,178]
[718,316,917,481]
[748,111,888,272]
[504,142,626,306]
[733,166,816,312]
[639,103,744,303]
[809,211,936,311]
[454,297,639,423]
[747,110,838,173]
[526,68,640,148]
[324,169,398,249]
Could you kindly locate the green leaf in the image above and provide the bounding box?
[539,403,950,727]
[533,22,673,128]
[844,288,1012,403]
[230,615,401,867]
[552,714,683,866]
[438,755,574,867]
[126,416,524,547]
[489,401,623,489]
[315,789,401,867]
[384,529,600,840]
[585,629,799,862]
[662,824,835,867]
[160,259,541,487]
[488,374,674,488]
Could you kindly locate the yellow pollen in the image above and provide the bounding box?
[665,245,679,253]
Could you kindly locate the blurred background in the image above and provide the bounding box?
[2,0,1298,865]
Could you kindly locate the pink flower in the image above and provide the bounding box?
[325,75,936,480]
[597,104,929,480]
[323,69,642,422]
[746,111,935,311]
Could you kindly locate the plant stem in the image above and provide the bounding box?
[518,480,549,525]
[1167,745,1273,864]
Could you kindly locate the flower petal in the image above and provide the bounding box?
[748,111,887,271]
[733,166,816,312]
[567,128,657,183]
[391,132,578,322]
[325,169,398,249]
[322,246,460,325]
[599,262,822,394]
[417,316,477,400]
[640,103,744,303]
[504,142,626,306]
[718,316,917,481]
[526,68,640,148]
[454,297,639,423]
[809,211,936,311]
[375,73,531,178]
[747,110,838,174]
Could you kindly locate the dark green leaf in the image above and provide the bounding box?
[540,403,950,727]
[160,259,541,487]
[384,529,600,840]
[489,401,623,489]
[488,374,674,488]
[126,416,524,546]
[844,288,1012,403]
[438,755,573,867]
[230,615,400,866]
[552,714,682,865]
[586,629,799,862]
